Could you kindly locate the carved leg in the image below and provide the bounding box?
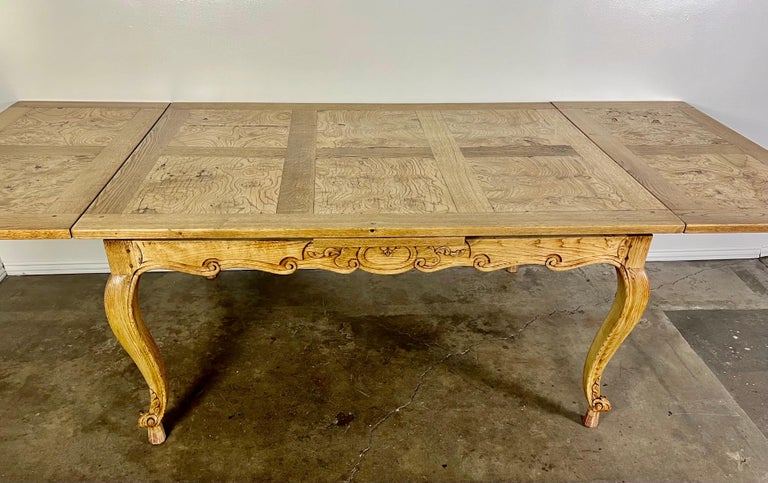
[582,265,649,428]
[104,242,168,444]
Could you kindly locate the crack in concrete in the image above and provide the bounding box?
[650,263,738,291]
[345,307,576,483]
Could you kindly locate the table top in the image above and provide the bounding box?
[0,101,765,240]
[557,102,768,232]
[0,101,167,238]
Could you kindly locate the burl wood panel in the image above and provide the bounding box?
[556,102,768,233]
[0,102,167,238]
[75,103,683,239]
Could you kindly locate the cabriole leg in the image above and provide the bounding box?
[104,241,168,444]
[582,264,650,427]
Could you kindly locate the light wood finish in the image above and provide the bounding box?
[556,102,768,232]
[276,109,317,213]
[417,111,494,212]
[102,234,651,442]
[73,210,681,239]
[581,236,651,427]
[76,103,682,238]
[0,101,167,238]
[104,240,168,444]
[2,101,763,446]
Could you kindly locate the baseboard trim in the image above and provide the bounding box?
[3,260,110,276]
[646,247,762,262]
[0,246,762,275]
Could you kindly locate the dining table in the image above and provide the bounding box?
[0,100,765,444]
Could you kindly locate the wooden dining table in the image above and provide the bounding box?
[1,100,765,444]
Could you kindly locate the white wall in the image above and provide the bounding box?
[1,0,766,274]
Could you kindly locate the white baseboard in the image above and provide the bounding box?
[0,239,109,276]
[646,247,762,262]
[647,233,768,262]
[0,234,766,276]
[1,260,110,275]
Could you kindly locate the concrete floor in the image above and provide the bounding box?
[0,259,766,482]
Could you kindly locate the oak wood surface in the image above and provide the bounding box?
[0,101,168,238]
[75,103,683,239]
[2,101,764,240]
[556,101,768,233]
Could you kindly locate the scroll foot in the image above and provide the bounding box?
[506,265,518,273]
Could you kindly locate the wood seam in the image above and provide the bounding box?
[553,103,689,233]
[417,110,493,213]
[69,104,171,235]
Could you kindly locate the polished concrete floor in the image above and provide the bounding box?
[0,259,766,482]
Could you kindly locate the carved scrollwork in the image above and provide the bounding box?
[201,259,222,279]
[298,243,471,274]
[138,390,163,429]
[544,254,563,269]
[589,381,612,413]
[123,235,649,279]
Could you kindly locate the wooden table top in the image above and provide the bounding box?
[0,101,167,238]
[1,101,765,240]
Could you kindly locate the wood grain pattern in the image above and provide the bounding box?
[124,155,283,215]
[461,145,577,157]
[468,156,646,212]
[170,109,291,148]
[573,106,726,146]
[315,156,456,214]
[0,102,167,238]
[77,102,685,238]
[276,110,317,213]
[72,210,682,239]
[417,110,493,212]
[11,100,767,239]
[0,107,141,146]
[442,108,562,148]
[582,236,651,427]
[317,110,429,148]
[316,147,434,157]
[679,104,768,164]
[87,107,190,214]
[557,102,768,233]
[104,240,168,445]
[0,153,95,212]
[457,108,668,214]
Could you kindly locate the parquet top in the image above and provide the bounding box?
[1,101,764,239]
[0,101,167,238]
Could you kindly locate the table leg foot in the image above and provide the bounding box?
[146,423,167,445]
[582,409,600,428]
